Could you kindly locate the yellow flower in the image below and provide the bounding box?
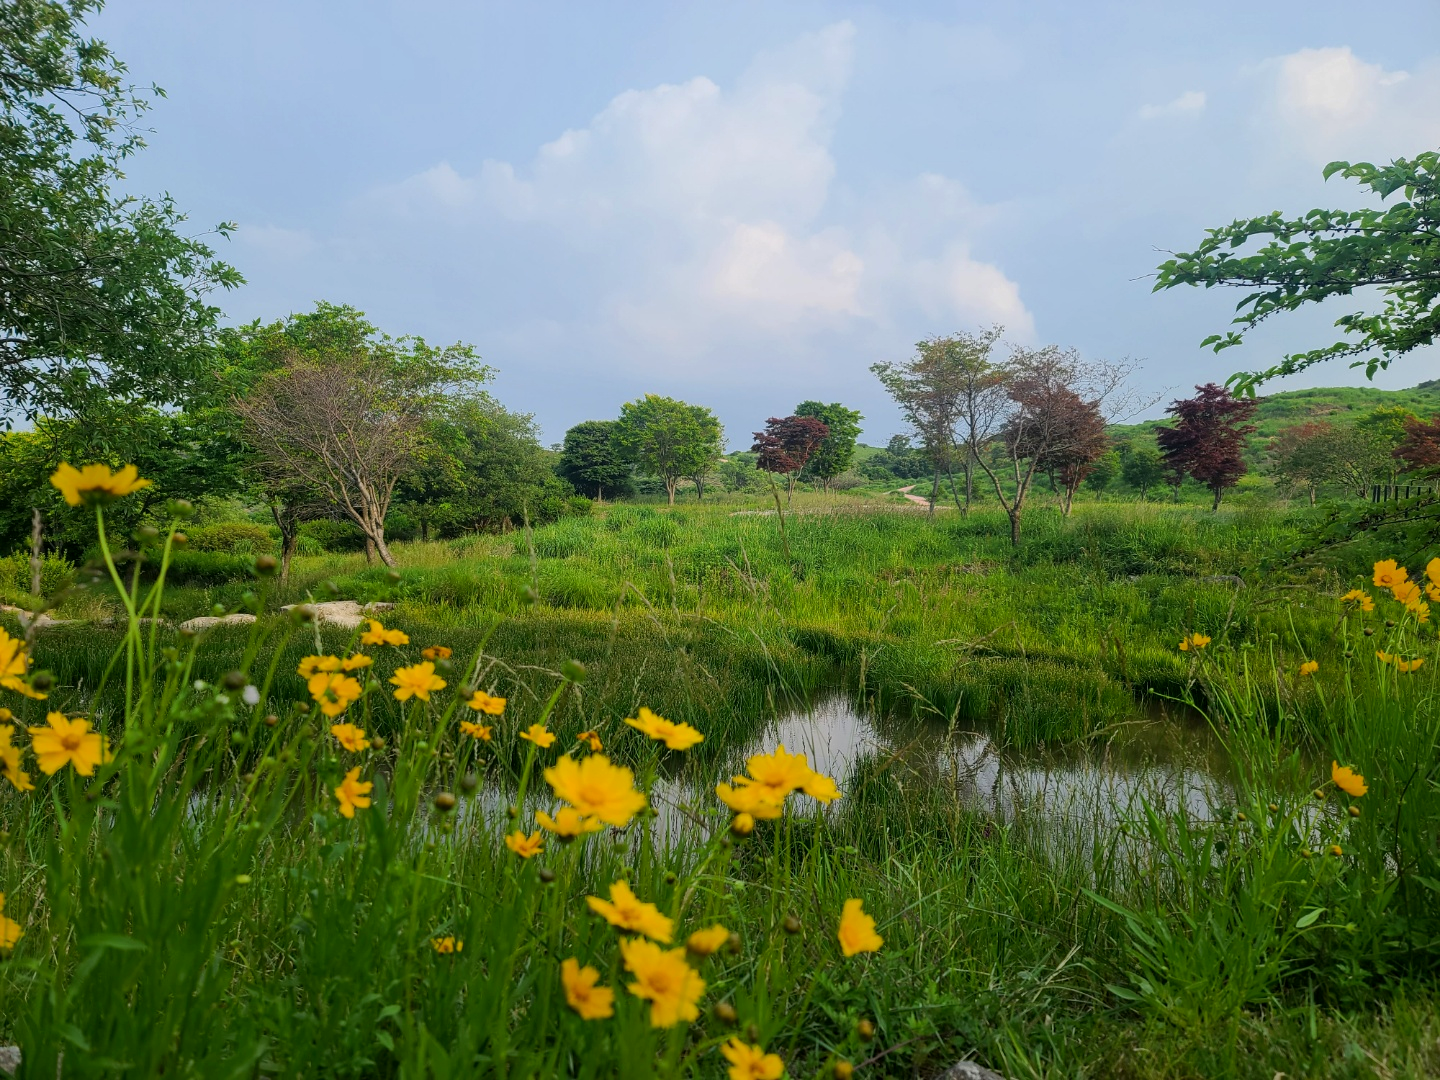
[1299,660,1319,677]
[309,672,363,718]
[576,729,603,752]
[801,770,841,803]
[1373,559,1408,589]
[624,706,704,750]
[1397,656,1426,674]
[28,712,105,776]
[459,720,493,741]
[466,690,506,715]
[1392,580,1422,605]
[1330,844,1344,857]
[619,936,705,1027]
[1427,583,1440,603]
[715,782,785,820]
[0,893,22,950]
[0,628,44,699]
[519,723,556,748]
[686,924,730,957]
[421,645,452,660]
[505,829,544,858]
[431,936,463,954]
[330,722,368,752]
[536,806,603,838]
[544,754,647,826]
[1178,632,1211,652]
[721,1038,785,1080]
[1427,558,1440,588]
[587,880,674,942]
[838,898,883,957]
[0,725,32,793]
[297,654,342,679]
[735,744,815,803]
[361,619,410,646]
[1340,588,1375,611]
[334,767,373,818]
[342,653,373,671]
[1332,761,1367,798]
[1408,599,1432,623]
[730,812,755,836]
[561,957,615,1020]
[49,462,150,506]
[390,662,446,702]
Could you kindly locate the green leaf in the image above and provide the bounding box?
[1295,907,1325,929]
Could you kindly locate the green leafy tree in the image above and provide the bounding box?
[1084,449,1121,496]
[795,402,863,492]
[1,0,242,423]
[613,395,723,505]
[557,421,633,501]
[1119,442,1166,500]
[1155,151,1440,393]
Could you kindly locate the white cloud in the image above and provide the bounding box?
[355,21,1032,377]
[1139,90,1206,120]
[1264,46,1440,161]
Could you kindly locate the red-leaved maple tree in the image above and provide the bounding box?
[1156,383,1258,510]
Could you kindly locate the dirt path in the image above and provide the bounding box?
[891,484,952,509]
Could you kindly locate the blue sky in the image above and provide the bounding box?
[95,1,1440,446]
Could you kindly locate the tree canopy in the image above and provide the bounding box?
[557,421,633,501]
[613,395,723,505]
[1,0,242,423]
[1157,383,1258,510]
[794,401,863,490]
[1155,151,1440,394]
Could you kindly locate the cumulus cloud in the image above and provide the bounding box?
[1263,46,1440,161]
[1139,90,1206,120]
[356,21,1032,376]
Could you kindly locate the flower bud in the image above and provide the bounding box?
[234,874,252,886]
[1267,803,1279,812]
[31,671,53,692]
[254,554,278,576]
[211,603,226,617]
[507,804,519,819]
[745,1023,761,1044]
[560,659,587,683]
[370,736,385,750]
[135,525,160,545]
[433,792,457,813]
[264,714,279,728]
[834,1062,855,1080]
[726,931,742,954]
[323,580,340,596]
[538,867,557,884]
[167,499,196,520]
[731,812,755,837]
[295,702,310,715]
[292,604,316,624]
[713,1001,738,1025]
[782,915,801,935]
[857,1019,876,1042]
[460,771,479,794]
[1347,805,1360,818]
[222,670,247,691]
[172,532,188,547]
[1363,627,1375,636]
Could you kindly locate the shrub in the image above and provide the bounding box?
[0,551,76,600]
[300,519,367,553]
[184,522,276,555]
[163,550,258,585]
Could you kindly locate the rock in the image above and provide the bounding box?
[178,613,257,633]
[0,608,73,631]
[0,1046,18,1075]
[1203,574,1245,588]
[278,600,393,630]
[939,1062,1006,1080]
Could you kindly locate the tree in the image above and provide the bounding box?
[234,319,485,566]
[1084,449,1121,497]
[1156,384,1258,510]
[1154,151,1440,393]
[872,329,1007,515]
[1119,442,1166,500]
[557,421,633,501]
[1,0,242,424]
[751,416,830,500]
[613,395,723,505]
[1268,421,1333,504]
[972,346,1141,544]
[1395,415,1440,476]
[1269,420,1391,502]
[794,402,863,492]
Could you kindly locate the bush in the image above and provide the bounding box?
[184,522,276,555]
[0,551,76,600]
[163,550,258,585]
[300,519,367,553]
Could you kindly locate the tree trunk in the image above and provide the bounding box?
[1062,484,1076,516]
[1309,485,1316,506]
[1212,486,1223,511]
[928,467,940,518]
[1009,508,1022,546]
[963,455,974,515]
[365,536,377,564]
[665,477,677,505]
[280,527,300,586]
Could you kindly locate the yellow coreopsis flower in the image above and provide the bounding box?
[536,806,603,838]
[1332,761,1368,798]
[1373,560,1408,589]
[1299,660,1319,677]
[0,893,22,950]
[561,957,615,1020]
[576,729,603,752]
[334,767,373,818]
[1428,583,1440,603]
[837,898,883,957]
[466,690,506,715]
[390,662,446,702]
[0,725,33,793]
[519,723,556,747]
[297,655,342,679]
[715,782,785,820]
[309,672,363,718]
[544,753,647,826]
[801,770,841,803]
[341,653,373,671]
[1427,557,1440,588]
[1340,589,1376,612]
[0,628,44,700]
[624,706,704,750]
[686,924,730,957]
[505,829,544,859]
[421,645,452,661]
[619,936,705,1027]
[49,462,150,506]
[1397,657,1426,674]
[361,619,410,646]
[587,880,674,942]
[734,744,814,804]
[1178,632,1211,652]
[330,722,368,752]
[459,720,493,741]
[1392,580,1422,605]
[721,1038,785,1080]
[28,712,106,776]
[431,936,463,954]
